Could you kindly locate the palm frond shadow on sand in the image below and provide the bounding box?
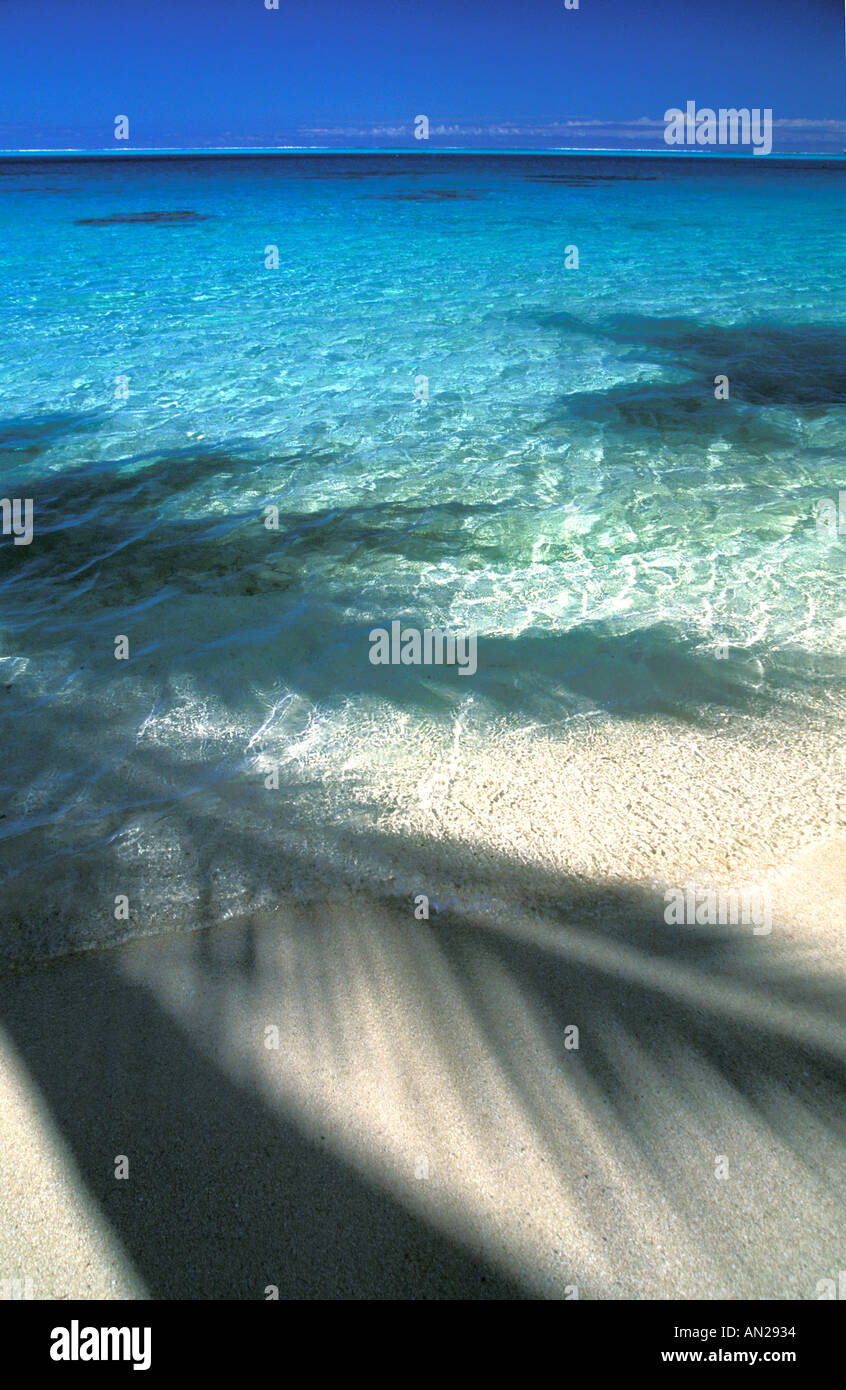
[0,819,844,1299]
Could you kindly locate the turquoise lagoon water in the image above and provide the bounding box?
[0,153,844,959]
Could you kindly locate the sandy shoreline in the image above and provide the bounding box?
[1,693,844,972]
[1,707,844,1299]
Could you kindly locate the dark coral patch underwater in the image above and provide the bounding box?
[75,209,210,225]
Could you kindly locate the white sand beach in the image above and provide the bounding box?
[1,707,844,1300]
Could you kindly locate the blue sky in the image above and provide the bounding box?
[0,0,843,151]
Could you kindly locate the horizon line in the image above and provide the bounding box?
[0,145,843,159]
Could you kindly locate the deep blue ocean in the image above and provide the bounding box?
[1,153,844,961]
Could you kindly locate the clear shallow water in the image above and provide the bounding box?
[1,153,845,960]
